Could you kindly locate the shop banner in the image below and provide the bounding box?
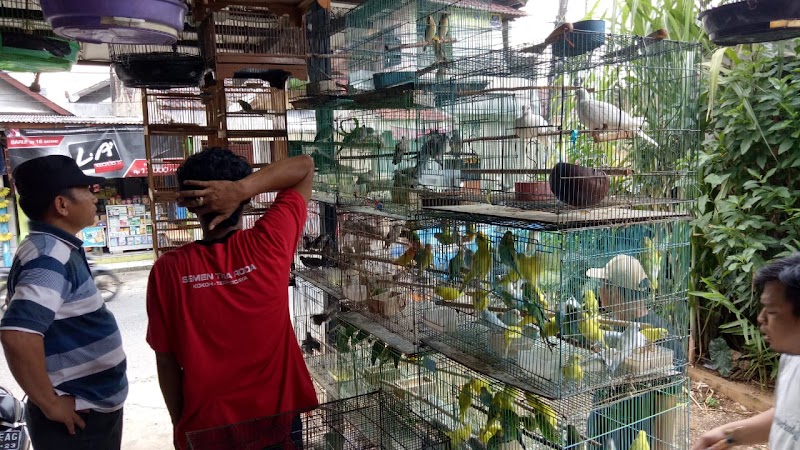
[5,126,172,178]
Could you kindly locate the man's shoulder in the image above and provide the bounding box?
[16,233,73,266]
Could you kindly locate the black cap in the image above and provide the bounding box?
[13,155,105,200]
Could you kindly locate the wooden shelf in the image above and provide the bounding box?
[146,124,216,136]
[338,312,418,356]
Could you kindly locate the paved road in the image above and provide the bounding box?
[0,270,173,449]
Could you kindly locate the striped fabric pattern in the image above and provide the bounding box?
[0,222,127,412]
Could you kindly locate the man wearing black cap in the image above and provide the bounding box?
[0,155,128,450]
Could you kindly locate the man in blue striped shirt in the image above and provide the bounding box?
[0,155,128,450]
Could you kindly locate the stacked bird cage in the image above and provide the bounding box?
[428,29,700,219]
[109,30,204,89]
[414,349,688,450]
[186,391,450,450]
[288,0,520,216]
[419,217,690,399]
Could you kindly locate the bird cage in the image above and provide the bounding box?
[423,30,700,224]
[417,334,687,450]
[222,77,290,159]
[109,30,204,89]
[143,87,211,129]
[417,215,690,400]
[294,199,345,298]
[0,0,79,72]
[186,391,450,450]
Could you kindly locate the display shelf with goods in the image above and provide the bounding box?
[0,187,13,267]
[105,204,153,253]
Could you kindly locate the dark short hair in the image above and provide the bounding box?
[176,147,252,229]
[754,253,800,317]
[19,188,75,221]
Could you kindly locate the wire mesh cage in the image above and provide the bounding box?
[414,216,690,400]
[212,6,306,57]
[0,0,80,72]
[421,30,700,220]
[109,30,204,89]
[224,78,289,137]
[144,87,211,128]
[409,352,687,450]
[186,391,450,450]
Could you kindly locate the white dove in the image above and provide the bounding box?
[514,104,551,145]
[575,88,659,147]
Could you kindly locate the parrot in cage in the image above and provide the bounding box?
[392,136,409,165]
[630,431,651,450]
[423,16,436,51]
[514,104,551,145]
[384,223,404,249]
[462,232,492,287]
[575,88,659,147]
[416,243,434,275]
[579,313,606,348]
[394,245,418,268]
[448,249,465,280]
[582,289,599,317]
[641,236,661,290]
[437,13,449,41]
[498,230,522,279]
[562,355,585,383]
[419,130,448,168]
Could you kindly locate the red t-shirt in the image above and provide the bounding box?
[146,189,318,449]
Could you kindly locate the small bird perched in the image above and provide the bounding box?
[604,28,669,60]
[562,355,585,383]
[514,104,551,145]
[300,331,321,354]
[355,170,374,195]
[416,243,434,275]
[311,302,340,325]
[384,223,404,249]
[497,231,522,279]
[393,136,409,165]
[423,16,436,51]
[237,99,253,112]
[437,13,449,41]
[575,88,658,146]
[450,129,463,155]
[630,430,650,450]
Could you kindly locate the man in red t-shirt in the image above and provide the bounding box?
[146,149,317,449]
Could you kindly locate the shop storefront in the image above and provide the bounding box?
[5,126,155,254]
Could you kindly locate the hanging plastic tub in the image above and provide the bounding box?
[552,20,606,58]
[0,31,79,72]
[699,0,800,45]
[113,53,205,89]
[39,0,188,45]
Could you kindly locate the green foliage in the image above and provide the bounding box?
[708,337,733,377]
[693,43,800,385]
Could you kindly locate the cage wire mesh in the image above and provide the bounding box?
[186,391,449,450]
[224,78,290,140]
[212,6,305,57]
[289,0,515,216]
[144,87,210,128]
[294,200,345,298]
[409,351,687,450]
[0,0,80,72]
[426,30,700,219]
[412,216,689,400]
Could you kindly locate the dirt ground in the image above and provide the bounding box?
[689,381,769,449]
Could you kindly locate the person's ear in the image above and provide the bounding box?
[52,194,70,217]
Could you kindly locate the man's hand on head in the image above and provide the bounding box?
[177,180,247,230]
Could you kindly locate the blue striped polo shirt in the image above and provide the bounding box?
[0,221,127,412]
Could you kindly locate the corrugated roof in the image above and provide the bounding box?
[0,115,142,126]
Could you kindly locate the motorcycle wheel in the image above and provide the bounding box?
[94,270,122,303]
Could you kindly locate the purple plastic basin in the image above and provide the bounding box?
[39,0,188,45]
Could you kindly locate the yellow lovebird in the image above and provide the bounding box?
[640,327,668,343]
[445,425,472,448]
[541,317,559,338]
[583,289,599,317]
[630,430,650,450]
[462,232,492,287]
[518,251,544,285]
[479,422,501,443]
[394,246,417,267]
[579,314,606,347]
[469,291,490,311]
[524,392,558,430]
[562,355,584,383]
[435,285,463,301]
